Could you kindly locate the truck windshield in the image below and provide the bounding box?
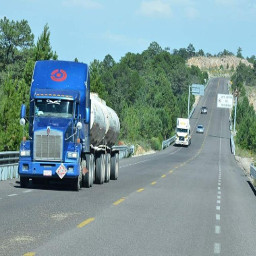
[35,99,73,118]
[177,128,188,133]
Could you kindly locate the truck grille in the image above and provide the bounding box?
[34,130,63,161]
[179,136,184,141]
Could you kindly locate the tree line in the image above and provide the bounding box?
[231,62,256,153]
[0,17,208,151]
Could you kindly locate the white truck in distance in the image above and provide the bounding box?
[175,118,191,146]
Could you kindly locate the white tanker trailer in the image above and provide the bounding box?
[88,93,120,186]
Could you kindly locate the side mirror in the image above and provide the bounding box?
[20,104,26,118]
[76,122,82,130]
[85,107,90,124]
[20,118,26,126]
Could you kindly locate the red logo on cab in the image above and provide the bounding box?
[51,69,67,82]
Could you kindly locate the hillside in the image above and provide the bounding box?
[187,56,252,76]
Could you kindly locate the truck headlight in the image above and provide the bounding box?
[20,150,30,156]
[67,152,78,159]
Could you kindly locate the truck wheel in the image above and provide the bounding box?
[105,153,111,183]
[82,157,89,188]
[110,153,119,180]
[20,177,29,188]
[73,166,82,191]
[82,154,93,188]
[95,154,105,184]
[91,154,95,184]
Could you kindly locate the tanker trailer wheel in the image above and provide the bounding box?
[110,153,119,180]
[82,156,93,188]
[105,153,111,183]
[95,153,105,184]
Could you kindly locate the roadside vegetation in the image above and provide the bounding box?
[230,61,256,157]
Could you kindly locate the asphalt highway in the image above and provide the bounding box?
[1,78,256,256]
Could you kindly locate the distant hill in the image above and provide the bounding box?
[187,56,252,73]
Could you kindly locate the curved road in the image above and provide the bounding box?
[1,78,256,256]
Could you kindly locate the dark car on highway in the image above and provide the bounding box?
[201,106,208,114]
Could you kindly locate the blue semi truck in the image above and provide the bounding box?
[18,60,120,191]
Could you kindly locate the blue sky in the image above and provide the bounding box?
[1,0,256,64]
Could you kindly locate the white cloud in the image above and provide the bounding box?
[185,6,198,19]
[62,0,102,9]
[138,0,172,18]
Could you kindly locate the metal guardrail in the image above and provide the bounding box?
[112,145,134,159]
[0,151,19,181]
[162,136,176,150]
[250,163,256,187]
[230,133,235,155]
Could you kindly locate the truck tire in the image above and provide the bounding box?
[20,177,29,188]
[73,163,82,191]
[82,156,92,188]
[95,153,105,184]
[105,153,111,183]
[110,153,119,180]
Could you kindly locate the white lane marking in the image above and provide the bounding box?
[216,214,220,220]
[8,194,18,197]
[121,159,149,168]
[217,200,221,204]
[218,187,221,190]
[218,191,221,195]
[215,226,221,234]
[214,243,221,254]
[218,182,221,186]
[217,195,221,200]
[216,206,221,211]
[23,190,32,193]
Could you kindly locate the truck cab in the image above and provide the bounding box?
[175,118,191,146]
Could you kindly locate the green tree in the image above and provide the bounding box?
[237,47,243,58]
[34,24,58,61]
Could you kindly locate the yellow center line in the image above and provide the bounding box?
[23,253,36,256]
[113,197,125,205]
[169,170,173,174]
[151,181,157,185]
[137,188,144,192]
[77,217,95,228]
[161,174,166,178]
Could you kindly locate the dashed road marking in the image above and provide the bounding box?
[217,200,221,204]
[161,174,166,178]
[8,194,18,197]
[169,170,173,174]
[113,197,125,206]
[214,243,221,254]
[151,181,157,185]
[137,188,144,192]
[216,214,220,221]
[215,225,221,234]
[216,205,221,211]
[77,217,95,228]
[23,252,36,256]
[23,190,32,193]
